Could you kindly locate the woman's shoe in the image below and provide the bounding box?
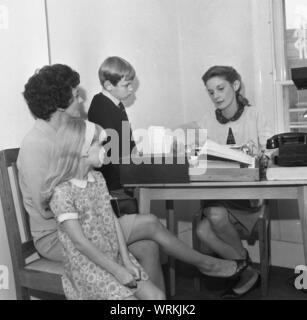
[243,249,253,266]
[221,273,261,299]
[235,249,252,266]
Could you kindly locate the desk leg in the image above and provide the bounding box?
[138,188,151,214]
[297,186,307,265]
[166,200,176,297]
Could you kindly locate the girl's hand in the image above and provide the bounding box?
[125,261,141,281]
[114,265,137,288]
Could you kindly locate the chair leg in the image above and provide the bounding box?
[258,211,271,297]
[166,200,176,297]
[192,209,202,292]
[15,285,31,300]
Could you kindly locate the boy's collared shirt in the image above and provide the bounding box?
[101,89,121,108]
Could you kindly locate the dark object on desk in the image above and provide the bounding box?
[267,132,307,166]
[291,67,307,90]
[259,150,269,180]
[120,154,189,184]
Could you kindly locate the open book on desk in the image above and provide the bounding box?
[198,139,255,166]
[206,159,241,168]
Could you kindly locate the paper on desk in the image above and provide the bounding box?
[198,139,255,166]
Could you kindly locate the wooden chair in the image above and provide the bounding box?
[0,148,64,300]
[192,200,271,297]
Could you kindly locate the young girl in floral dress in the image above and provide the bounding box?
[41,118,164,300]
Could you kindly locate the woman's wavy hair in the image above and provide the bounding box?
[201,66,250,107]
[23,64,80,121]
[41,117,86,206]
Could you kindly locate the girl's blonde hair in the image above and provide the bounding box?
[41,117,87,206]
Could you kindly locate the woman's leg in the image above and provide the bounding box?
[197,218,242,259]
[126,214,238,278]
[198,206,259,294]
[134,280,165,300]
[204,207,246,259]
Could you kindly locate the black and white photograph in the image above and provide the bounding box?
[0,0,307,304]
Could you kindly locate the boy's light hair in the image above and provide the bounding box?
[41,118,102,206]
[98,56,135,87]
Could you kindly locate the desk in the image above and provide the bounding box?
[127,180,307,295]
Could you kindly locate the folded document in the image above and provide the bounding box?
[266,167,307,180]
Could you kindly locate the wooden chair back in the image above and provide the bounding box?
[0,148,64,299]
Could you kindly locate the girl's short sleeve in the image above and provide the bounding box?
[49,186,78,224]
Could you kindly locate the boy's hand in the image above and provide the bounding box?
[114,265,137,288]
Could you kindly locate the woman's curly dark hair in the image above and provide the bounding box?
[23,64,80,120]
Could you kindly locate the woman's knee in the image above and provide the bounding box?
[206,207,229,229]
[196,219,210,240]
[196,219,216,244]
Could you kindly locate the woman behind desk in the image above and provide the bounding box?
[194,66,273,298]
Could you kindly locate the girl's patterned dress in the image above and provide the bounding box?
[49,171,148,300]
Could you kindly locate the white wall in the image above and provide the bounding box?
[0,0,49,149]
[46,0,185,129]
[46,0,277,131]
[0,0,49,299]
[285,0,307,29]
[177,0,256,123]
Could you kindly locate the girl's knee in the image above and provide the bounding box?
[138,214,162,236]
[124,295,138,300]
[150,288,165,300]
[138,282,166,300]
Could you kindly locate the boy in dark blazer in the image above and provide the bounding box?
[88,57,165,291]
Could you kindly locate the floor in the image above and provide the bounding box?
[167,262,307,300]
